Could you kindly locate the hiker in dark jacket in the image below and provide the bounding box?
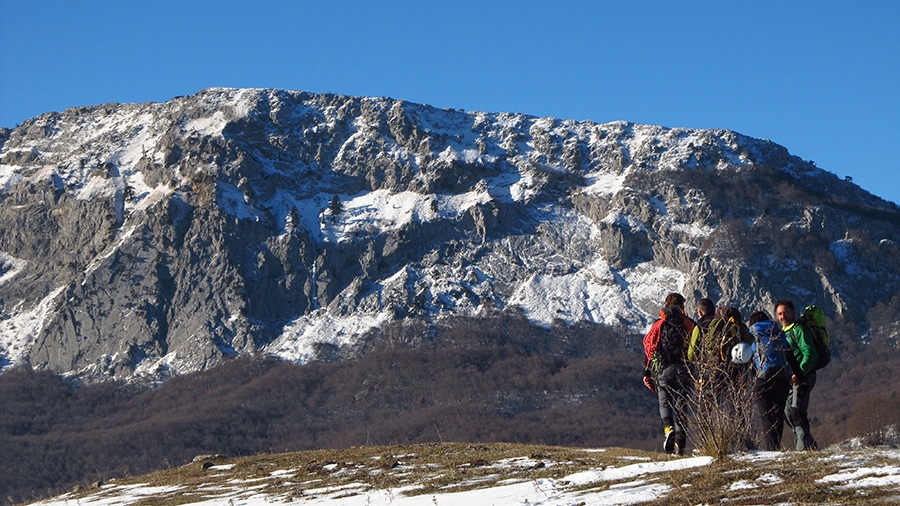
[687,303,754,395]
[687,298,715,362]
[748,310,791,451]
[643,292,696,455]
[775,298,819,450]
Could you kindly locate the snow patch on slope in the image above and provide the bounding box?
[279,189,490,244]
[267,312,387,363]
[0,287,65,370]
[584,171,627,196]
[0,164,26,192]
[186,110,230,137]
[0,252,27,286]
[217,180,265,221]
[509,260,686,331]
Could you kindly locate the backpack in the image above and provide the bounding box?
[797,305,832,370]
[650,307,689,372]
[749,320,789,378]
[706,306,751,363]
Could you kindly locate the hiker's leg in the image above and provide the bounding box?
[755,379,780,451]
[671,366,690,452]
[787,372,817,450]
[657,367,676,428]
[771,376,790,450]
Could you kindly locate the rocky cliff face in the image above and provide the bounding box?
[1,88,898,382]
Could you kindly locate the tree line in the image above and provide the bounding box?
[0,310,897,504]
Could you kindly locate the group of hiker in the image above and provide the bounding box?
[642,293,828,456]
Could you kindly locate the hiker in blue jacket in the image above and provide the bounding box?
[775,298,819,451]
[748,310,791,451]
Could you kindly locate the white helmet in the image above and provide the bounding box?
[731,342,753,364]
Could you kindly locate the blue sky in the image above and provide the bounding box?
[2,1,898,204]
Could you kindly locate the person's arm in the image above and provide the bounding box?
[782,326,802,378]
[792,323,819,376]
[784,325,817,382]
[642,320,662,391]
[642,320,661,368]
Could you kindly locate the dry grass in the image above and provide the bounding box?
[641,451,900,506]
[60,443,657,505]
[52,442,900,506]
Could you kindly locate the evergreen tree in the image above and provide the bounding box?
[329,195,342,222]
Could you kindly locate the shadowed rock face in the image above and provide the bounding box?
[1,87,898,382]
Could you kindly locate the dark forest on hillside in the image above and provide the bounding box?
[1,311,899,504]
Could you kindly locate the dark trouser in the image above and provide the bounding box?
[721,364,755,449]
[754,370,791,451]
[657,363,690,450]
[785,371,818,451]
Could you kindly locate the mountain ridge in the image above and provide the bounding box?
[1,87,898,383]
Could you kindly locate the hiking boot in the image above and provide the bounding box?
[663,426,675,454]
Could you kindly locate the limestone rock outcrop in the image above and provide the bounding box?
[1,88,898,382]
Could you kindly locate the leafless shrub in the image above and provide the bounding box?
[685,352,756,458]
[849,391,900,447]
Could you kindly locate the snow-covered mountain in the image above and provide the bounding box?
[1,87,898,382]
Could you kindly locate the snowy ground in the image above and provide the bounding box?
[27,442,900,505]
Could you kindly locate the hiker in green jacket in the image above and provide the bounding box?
[775,298,819,451]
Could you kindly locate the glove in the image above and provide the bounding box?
[643,373,656,392]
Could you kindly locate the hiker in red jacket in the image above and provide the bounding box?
[643,293,696,455]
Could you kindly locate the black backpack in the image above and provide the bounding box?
[654,307,689,369]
